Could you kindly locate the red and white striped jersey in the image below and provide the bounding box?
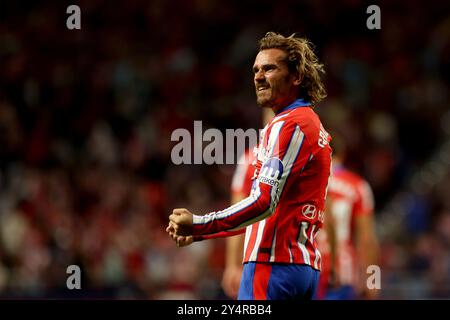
[192,99,332,271]
[326,165,375,286]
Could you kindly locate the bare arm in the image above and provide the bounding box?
[355,213,380,299]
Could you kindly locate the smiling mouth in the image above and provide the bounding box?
[257,87,269,92]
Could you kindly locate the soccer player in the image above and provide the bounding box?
[167,32,331,300]
[318,137,380,299]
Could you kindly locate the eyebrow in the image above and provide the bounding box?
[252,63,278,73]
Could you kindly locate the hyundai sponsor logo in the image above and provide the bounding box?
[301,204,317,219]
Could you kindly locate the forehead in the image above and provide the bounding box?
[254,48,287,67]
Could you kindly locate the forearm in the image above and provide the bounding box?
[356,215,380,298]
[359,236,380,270]
[192,186,273,235]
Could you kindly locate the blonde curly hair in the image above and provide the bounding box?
[259,32,327,106]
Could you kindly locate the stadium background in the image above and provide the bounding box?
[0,0,449,299]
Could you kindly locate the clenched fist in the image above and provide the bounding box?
[168,208,194,236]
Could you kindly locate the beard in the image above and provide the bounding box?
[256,88,274,108]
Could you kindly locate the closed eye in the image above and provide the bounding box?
[263,65,276,71]
[253,64,278,74]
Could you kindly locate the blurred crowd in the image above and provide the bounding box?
[0,0,449,298]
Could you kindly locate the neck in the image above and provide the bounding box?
[271,97,297,114]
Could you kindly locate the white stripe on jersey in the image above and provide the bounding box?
[266,121,284,155]
[297,241,311,266]
[243,225,252,263]
[310,224,316,244]
[288,245,293,263]
[249,220,266,261]
[280,126,304,175]
[314,248,321,270]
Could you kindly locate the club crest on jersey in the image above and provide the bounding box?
[301,204,317,219]
[258,157,284,188]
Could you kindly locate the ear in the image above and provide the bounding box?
[292,72,302,86]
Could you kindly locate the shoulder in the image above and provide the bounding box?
[265,107,331,152]
[334,168,373,200]
[341,169,369,188]
[288,107,331,152]
[334,168,363,186]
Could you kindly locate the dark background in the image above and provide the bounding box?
[0,0,449,298]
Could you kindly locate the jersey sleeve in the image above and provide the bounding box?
[191,119,312,235]
[193,229,246,242]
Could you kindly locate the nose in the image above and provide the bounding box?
[254,69,265,83]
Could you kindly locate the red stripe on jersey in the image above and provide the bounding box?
[253,263,272,300]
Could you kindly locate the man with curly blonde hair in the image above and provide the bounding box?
[256,32,327,108]
[167,32,332,300]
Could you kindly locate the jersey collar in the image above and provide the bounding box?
[275,98,310,115]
